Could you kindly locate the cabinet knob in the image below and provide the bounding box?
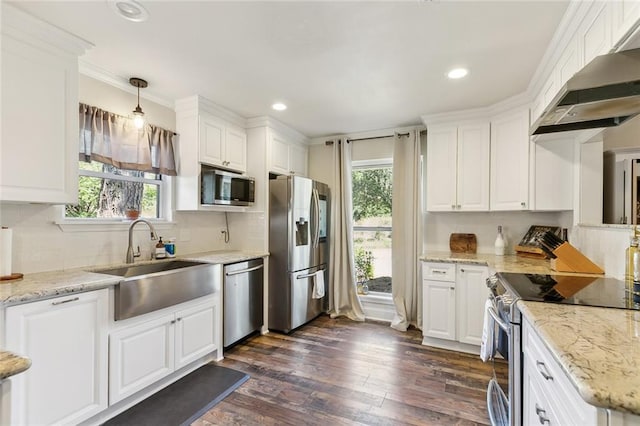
[170,320,176,324]
[456,205,461,209]
[460,268,465,273]
[451,204,456,209]
[535,360,554,381]
[535,404,550,424]
[521,201,526,207]
[450,286,455,290]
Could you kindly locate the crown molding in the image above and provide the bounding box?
[174,95,247,128]
[2,3,93,56]
[245,116,309,145]
[79,60,175,109]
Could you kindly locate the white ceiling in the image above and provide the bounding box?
[10,1,569,138]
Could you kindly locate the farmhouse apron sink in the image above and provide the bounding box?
[96,260,218,320]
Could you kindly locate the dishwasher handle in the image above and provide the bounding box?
[225,264,264,277]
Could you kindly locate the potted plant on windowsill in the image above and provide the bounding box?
[125,207,140,220]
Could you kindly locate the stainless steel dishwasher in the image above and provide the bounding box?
[223,258,264,347]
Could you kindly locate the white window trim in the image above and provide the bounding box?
[58,172,175,232]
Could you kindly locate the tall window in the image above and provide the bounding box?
[65,160,163,219]
[352,161,392,295]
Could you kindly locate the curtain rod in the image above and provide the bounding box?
[324,132,411,145]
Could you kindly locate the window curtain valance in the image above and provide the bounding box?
[79,103,178,176]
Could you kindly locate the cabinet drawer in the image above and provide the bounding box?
[523,320,597,425]
[422,262,456,282]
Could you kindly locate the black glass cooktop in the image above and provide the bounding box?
[497,272,640,310]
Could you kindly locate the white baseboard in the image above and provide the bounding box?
[421,336,481,356]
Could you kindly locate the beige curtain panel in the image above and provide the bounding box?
[79,103,178,176]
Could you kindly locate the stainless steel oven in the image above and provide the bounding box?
[485,274,521,426]
[485,271,640,426]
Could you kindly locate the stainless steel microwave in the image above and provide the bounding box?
[201,166,255,206]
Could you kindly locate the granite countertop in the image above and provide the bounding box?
[0,250,267,380]
[0,351,31,381]
[420,251,557,274]
[0,250,267,306]
[519,301,640,415]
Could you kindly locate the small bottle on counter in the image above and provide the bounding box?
[165,238,176,258]
[155,237,166,259]
[494,225,506,256]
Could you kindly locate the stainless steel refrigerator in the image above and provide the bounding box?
[269,175,330,333]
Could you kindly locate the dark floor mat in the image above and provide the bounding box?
[103,363,249,426]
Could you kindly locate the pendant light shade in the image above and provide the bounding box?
[129,77,148,129]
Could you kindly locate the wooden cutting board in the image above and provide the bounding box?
[449,233,477,254]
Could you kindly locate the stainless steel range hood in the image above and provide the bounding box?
[531,47,640,135]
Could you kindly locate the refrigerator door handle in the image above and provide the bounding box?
[312,188,320,247]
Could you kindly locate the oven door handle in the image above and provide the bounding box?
[487,304,510,334]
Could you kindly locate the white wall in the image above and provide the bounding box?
[0,76,255,274]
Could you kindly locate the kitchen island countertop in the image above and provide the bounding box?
[0,350,31,381]
[519,301,640,416]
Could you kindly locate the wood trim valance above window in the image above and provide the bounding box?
[78,103,178,176]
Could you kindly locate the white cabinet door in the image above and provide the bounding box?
[269,132,291,175]
[532,139,574,211]
[612,0,640,47]
[426,125,458,211]
[457,123,490,211]
[5,289,108,426]
[456,265,489,346]
[289,143,308,176]
[0,33,79,203]
[224,125,247,172]
[199,115,225,167]
[557,36,580,88]
[580,2,612,67]
[422,280,456,341]
[109,314,175,404]
[490,109,530,211]
[175,299,217,369]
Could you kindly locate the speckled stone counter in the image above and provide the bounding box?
[0,351,31,380]
[0,250,267,306]
[519,301,640,415]
[420,251,556,274]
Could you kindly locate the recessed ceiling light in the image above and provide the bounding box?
[447,68,469,79]
[272,103,287,111]
[108,0,149,23]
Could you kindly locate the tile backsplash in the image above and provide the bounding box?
[0,204,264,274]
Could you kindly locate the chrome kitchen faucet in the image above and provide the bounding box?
[126,219,158,263]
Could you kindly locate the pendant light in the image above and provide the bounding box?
[129,77,148,129]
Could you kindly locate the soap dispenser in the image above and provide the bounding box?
[494,225,506,256]
[155,237,166,259]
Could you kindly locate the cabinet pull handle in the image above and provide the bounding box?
[177,318,182,321]
[171,320,176,324]
[535,404,550,424]
[51,297,79,306]
[450,286,455,290]
[460,268,465,273]
[536,360,554,380]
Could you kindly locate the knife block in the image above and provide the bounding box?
[549,242,604,274]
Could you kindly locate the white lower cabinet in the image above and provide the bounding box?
[422,262,488,350]
[109,297,218,404]
[5,289,109,426]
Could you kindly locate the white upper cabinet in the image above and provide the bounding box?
[0,5,90,203]
[426,122,490,212]
[611,0,640,48]
[579,2,612,67]
[197,114,247,173]
[557,35,580,88]
[530,138,574,211]
[268,130,308,177]
[174,96,248,211]
[490,108,530,211]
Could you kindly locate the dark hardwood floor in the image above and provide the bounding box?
[193,315,508,426]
